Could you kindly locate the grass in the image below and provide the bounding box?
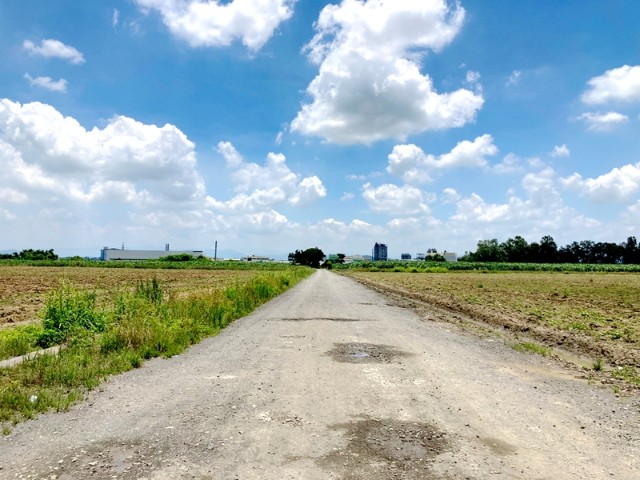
[0,267,311,428]
[0,324,43,359]
[512,342,551,356]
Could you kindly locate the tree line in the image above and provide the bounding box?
[0,249,59,261]
[459,235,640,264]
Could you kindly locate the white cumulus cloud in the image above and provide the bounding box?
[550,144,570,158]
[24,73,68,92]
[387,134,497,184]
[134,0,296,51]
[214,141,326,211]
[561,163,640,202]
[0,99,204,207]
[362,182,429,215]
[23,39,85,64]
[291,0,483,144]
[582,65,640,104]
[577,111,629,131]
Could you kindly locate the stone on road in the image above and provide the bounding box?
[1,270,638,479]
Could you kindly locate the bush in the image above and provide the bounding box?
[37,284,106,347]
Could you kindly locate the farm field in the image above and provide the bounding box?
[0,265,260,328]
[344,270,640,383]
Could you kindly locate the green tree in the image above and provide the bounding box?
[473,239,505,262]
[501,236,529,262]
[288,247,326,268]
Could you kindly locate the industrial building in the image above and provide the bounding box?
[100,245,203,261]
[372,243,388,261]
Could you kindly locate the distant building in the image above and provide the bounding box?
[425,250,458,262]
[240,255,272,262]
[101,246,203,261]
[344,254,372,263]
[401,253,412,260]
[415,253,426,261]
[442,251,458,262]
[372,243,388,261]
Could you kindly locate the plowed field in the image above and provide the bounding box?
[0,266,256,328]
[344,271,640,369]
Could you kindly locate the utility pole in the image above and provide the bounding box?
[214,241,218,261]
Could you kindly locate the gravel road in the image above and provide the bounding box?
[1,270,638,479]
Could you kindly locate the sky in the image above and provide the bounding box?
[1,0,640,259]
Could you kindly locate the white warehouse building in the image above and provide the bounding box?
[100,246,203,261]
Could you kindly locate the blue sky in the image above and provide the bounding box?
[1,0,640,259]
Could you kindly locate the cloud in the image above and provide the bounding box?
[387,134,498,184]
[362,182,429,215]
[506,70,521,86]
[0,99,204,207]
[214,141,326,210]
[340,192,355,201]
[577,111,629,131]
[134,0,295,51]
[450,168,599,236]
[550,144,570,158]
[441,187,460,204]
[561,163,640,202]
[581,65,640,104]
[23,39,85,64]
[290,0,483,144]
[24,73,67,92]
[113,9,120,27]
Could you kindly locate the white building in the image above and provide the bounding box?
[101,247,203,261]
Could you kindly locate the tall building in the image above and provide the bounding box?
[372,242,388,261]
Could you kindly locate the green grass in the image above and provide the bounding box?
[512,342,551,356]
[0,324,43,360]
[0,267,311,428]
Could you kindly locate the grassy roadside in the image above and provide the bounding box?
[1,268,311,430]
[343,270,640,389]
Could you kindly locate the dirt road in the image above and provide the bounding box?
[1,270,638,479]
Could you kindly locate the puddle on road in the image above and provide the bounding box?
[325,342,410,364]
[318,417,451,479]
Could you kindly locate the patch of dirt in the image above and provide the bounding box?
[317,417,451,479]
[325,342,409,364]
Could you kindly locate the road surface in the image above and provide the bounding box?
[1,270,638,479]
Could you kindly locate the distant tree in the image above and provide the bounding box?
[501,236,529,262]
[621,236,640,264]
[288,247,326,268]
[540,236,557,262]
[472,239,505,262]
[3,249,59,261]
